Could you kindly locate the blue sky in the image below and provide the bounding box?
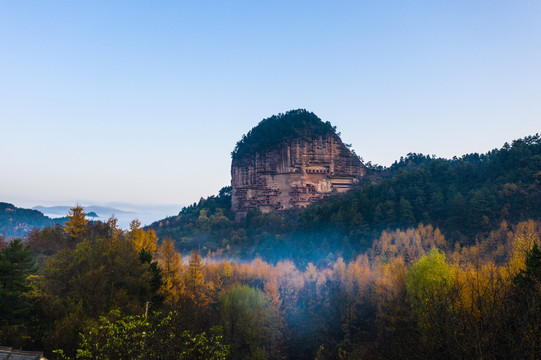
[1,1,540,209]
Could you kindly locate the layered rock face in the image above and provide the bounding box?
[231,132,366,218]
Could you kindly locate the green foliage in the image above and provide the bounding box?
[28,224,67,258]
[5,220,541,359]
[0,202,66,239]
[54,310,229,360]
[152,134,541,265]
[0,238,35,347]
[300,134,541,249]
[506,242,541,358]
[231,109,337,160]
[406,248,455,350]
[406,249,454,310]
[40,230,159,355]
[8,132,538,358]
[219,285,279,360]
[514,242,541,288]
[139,249,164,306]
[148,186,306,262]
[149,186,235,249]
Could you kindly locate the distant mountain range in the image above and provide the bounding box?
[0,203,181,239]
[32,205,133,217]
[32,204,181,229]
[0,202,66,239]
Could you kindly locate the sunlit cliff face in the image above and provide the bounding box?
[231,133,366,219]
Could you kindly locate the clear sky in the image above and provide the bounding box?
[1,1,540,209]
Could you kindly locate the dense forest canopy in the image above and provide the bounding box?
[2,134,541,359]
[231,109,337,160]
[4,206,541,359]
[151,134,541,265]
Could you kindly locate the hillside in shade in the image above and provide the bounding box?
[149,133,541,264]
[0,202,66,239]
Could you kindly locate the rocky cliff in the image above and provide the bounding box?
[231,110,367,218]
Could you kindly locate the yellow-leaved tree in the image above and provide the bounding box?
[185,251,208,306]
[406,248,456,349]
[128,219,158,254]
[507,220,541,277]
[157,239,185,305]
[64,205,87,239]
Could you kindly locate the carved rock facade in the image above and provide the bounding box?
[231,133,366,218]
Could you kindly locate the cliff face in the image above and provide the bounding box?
[231,132,366,218]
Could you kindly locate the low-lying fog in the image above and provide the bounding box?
[34,203,182,229]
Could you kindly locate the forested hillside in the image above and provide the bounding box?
[0,202,66,239]
[4,205,541,359]
[3,134,540,359]
[149,134,541,263]
[301,134,541,246]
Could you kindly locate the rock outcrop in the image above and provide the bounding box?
[231,110,366,218]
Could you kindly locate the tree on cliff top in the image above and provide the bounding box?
[231,109,337,160]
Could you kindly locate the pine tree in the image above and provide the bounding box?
[0,239,35,347]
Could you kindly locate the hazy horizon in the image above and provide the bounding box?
[23,201,183,229]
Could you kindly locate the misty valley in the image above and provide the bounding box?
[1,111,540,360]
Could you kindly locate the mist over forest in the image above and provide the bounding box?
[2,133,540,359]
[149,134,541,265]
[2,0,540,357]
